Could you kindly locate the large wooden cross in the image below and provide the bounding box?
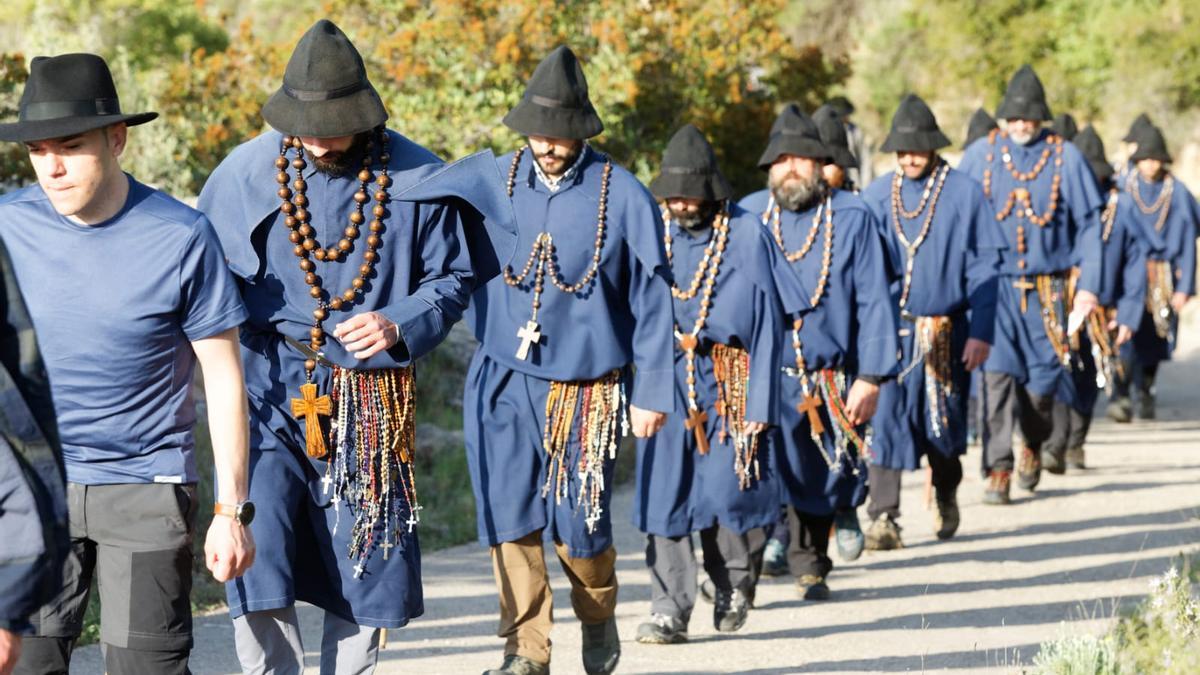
[797,393,825,435]
[515,320,542,360]
[291,382,332,459]
[685,408,710,454]
[1013,276,1036,314]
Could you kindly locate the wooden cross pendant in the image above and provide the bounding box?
[797,393,825,435]
[685,408,710,454]
[1013,276,1036,314]
[515,320,542,360]
[291,382,332,459]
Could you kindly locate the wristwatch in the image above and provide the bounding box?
[213,500,256,526]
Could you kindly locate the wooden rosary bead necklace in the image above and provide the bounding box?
[1127,172,1173,232]
[504,146,613,360]
[982,129,1064,227]
[890,159,950,308]
[1100,187,1119,243]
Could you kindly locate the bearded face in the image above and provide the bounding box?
[528,135,583,177]
[1006,119,1041,146]
[306,132,368,178]
[768,156,828,212]
[667,198,718,230]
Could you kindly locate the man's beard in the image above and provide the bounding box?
[307,132,369,177]
[669,201,719,230]
[534,142,583,177]
[770,171,828,212]
[1009,130,1036,146]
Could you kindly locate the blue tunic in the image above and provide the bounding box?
[862,167,1002,470]
[464,147,676,557]
[1120,174,1198,365]
[198,129,516,628]
[959,130,1104,406]
[632,205,809,537]
[741,189,900,515]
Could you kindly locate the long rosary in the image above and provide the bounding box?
[890,159,950,309]
[277,130,392,459]
[503,146,612,360]
[1127,173,1177,337]
[1128,172,1174,233]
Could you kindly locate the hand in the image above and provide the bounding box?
[1072,290,1100,318]
[0,629,20,675]
[630,405,667,438]
[844,380,880,427]
[1114,323,1134,347]
[205,514,257,583]
[743,420,767,437]
[961,338,991,372]
[333,312,399,359]
[1171,291,1189,313]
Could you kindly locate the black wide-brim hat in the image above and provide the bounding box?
[0,53,157,143]
[1129,124,1173,163]
[1073,125,1113,180]
[649,124,732,201]
[1123,112,1153,142]
[503,45,603,140]
[261,20,388,138]
[996,64,1052,122]
[963,108,997,149]
[813,104,858,169]
[880,93,950,153]
[757,103,830,170]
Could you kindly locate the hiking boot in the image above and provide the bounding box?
[1042,447,1066,475]
[761,538,789,577]
[796,574,831,600]
[863,513,903,551]
[833,509,865,561]
[1016,446,1041,491]
[1136,393,1156,420]
[713,587,750,632]
[1106,397,1132,423]
[699,578,754,607]
[581,617,620,675]
[483,655,550,675]
[934,496,960,540]
[983,470,1011,505]
[635,613,687,644]
[1066,446,1086,470]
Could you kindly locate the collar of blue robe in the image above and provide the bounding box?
[503,45,604,140]
[1051,113,1078,141]
[964,108,997,149]
[649,124,732,201]
[879,93,950,153]
[996,64,1052,122]
[757,103,830,169]
[813,104,858,170]
[1074,125,1114,181]
[0,53,157,143]
[1129,124,1173,163]
[261,20,388,138]
[1123,112,1154,142]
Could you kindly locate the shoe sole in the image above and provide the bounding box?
[635,633,687,645]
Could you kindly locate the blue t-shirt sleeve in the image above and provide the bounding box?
[178,216,249,341]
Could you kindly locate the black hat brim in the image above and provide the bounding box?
[1129,147,1172,163]
[995,99,1052,122]
[828,145,858,170]
[503,99,604,140]
[649,171,732,202]
[880,129,951,153]
[262,86,388,138]
[0,111,157,143]
[757,136,830,170]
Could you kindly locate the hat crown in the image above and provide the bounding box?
[771,103,821,143]
[1130,124,1171,162]
[282,20,370,96]
[661,124,718,172]
[1051,113,1078,141]
[1074,126,1106,164]
[20,53,121,113]
[996,64,1051,121]
[1124,112,1154,141]
[965,108,998,146]
[813,104,849,149]
[522,45,591,110]
[889,94,939,134]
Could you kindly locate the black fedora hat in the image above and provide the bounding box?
[503,45,603,140]
[1129,124,1172,163]
[813,104,858,169]
[1122,112,1153,143]
[963,107,997,149]
[0,53,157,143]
[1051,112,1078,141]
[649,124,732,202]
[1073,125,1113,180]
[996,64,1052,122]
[261,20,388,138]
[757,104,830,170]
[880,94,950,153]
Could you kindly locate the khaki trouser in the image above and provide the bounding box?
[490,530,618,664]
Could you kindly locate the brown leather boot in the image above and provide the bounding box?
[983,470,1011,505]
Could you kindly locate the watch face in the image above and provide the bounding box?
[237,501,256,526]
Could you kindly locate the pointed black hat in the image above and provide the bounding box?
[879,94,950,153]
[0,53,157,143]
[1129,124,1172,163]
[813,104,858,169]
[262,20,387,138]
[1051,113,1078,141]
[996,64,1052,122]
[503,45,603,140]
[1073,125,1113,181]
[826,95,856,117]
[649,124,732,201]
[963,108,998,149]
[757,104,830,170]
[1122,112,1154,143]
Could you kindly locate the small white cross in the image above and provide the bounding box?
[353,562,365,579]
[321,473,333,494]
[381,539,393,560]
[515,320,542,360]
[406,505,423,533]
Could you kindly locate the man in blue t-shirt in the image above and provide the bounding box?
[0,54,256,675]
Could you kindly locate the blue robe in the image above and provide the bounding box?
[740,189,900,516]
[959,129,1104,407]
[1120,174,1198,365]
[197,129,516,629]
[464,146,675,557]
[862,168,1002,470]
[632,205,809,538]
